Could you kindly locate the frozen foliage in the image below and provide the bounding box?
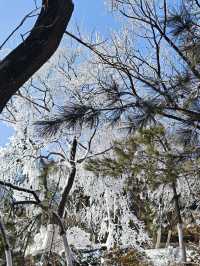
[0,53,150,255]
[67,227,93,249]
[70,165,151,250]
[0,40,197,262]
[2,1,200,264]
[27,225,93,256]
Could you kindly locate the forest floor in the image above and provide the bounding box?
[73,245,200,266]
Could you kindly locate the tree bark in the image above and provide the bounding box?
[44,224,57,252]
[165,229,172,248]
[0,0,74,112]
[155,226,162,249]
[0,214,13,266]
[177,223,186,262]
[5,251,12,266]
[44,223,73,266]
[52,212,74,266]
[172,182,187,263]
[51,137,77,265]
[57,137,77,218]
[61,233,73,266]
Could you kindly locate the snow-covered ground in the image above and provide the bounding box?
[145,247,196,266]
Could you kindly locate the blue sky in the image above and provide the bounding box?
[0,0,117,146]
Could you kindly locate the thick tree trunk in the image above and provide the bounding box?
[0,0,74,112]
[172,182,187,263]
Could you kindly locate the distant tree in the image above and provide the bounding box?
[85,135,152,224]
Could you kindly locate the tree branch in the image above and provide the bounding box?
[0,0,74,112]
[0,180,41,203]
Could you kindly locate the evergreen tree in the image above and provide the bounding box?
[85,126,200,262]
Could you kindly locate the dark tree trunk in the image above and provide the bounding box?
[0,0,74,112]
[58,137,77,218]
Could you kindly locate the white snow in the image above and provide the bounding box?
[145,247,195,266]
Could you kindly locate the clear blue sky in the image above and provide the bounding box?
[0,0,117,146]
